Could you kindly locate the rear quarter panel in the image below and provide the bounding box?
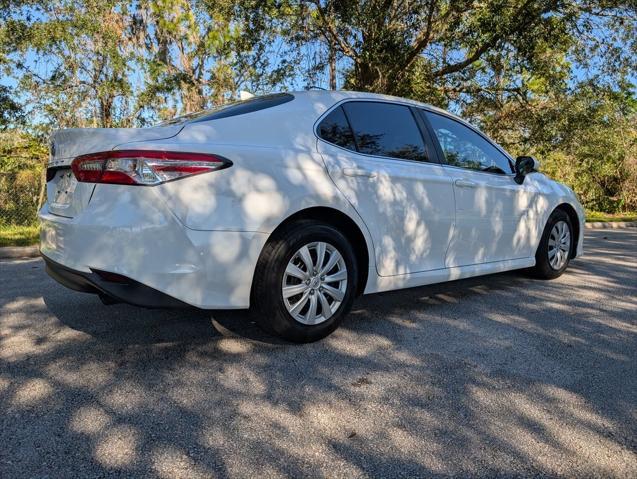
[155,142,346,233]
[111,95,379,296]
[117,136,378,284]
[117,97,375,239]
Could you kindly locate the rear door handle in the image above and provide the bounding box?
[454,179,477,188]
[342,168,377,178]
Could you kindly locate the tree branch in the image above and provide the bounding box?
[431,0,546,78]
[432,40,496,77]
[401,0,436,68]
[305,0,359,62]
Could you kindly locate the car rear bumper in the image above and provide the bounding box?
[42,254,192,308]
[39,184,269,309]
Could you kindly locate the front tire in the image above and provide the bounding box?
[252,221,358,343]
[531,209,573,279]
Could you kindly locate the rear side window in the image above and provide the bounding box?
[343,102,428,162]
[161,93,295,125]
[317,106,357,150]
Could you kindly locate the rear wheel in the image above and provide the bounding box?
[531,209,573,279]
[252,221,358,342]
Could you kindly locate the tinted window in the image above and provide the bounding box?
[317,106,356,150]
[424,111,513,173]
[160,93,295,125]
[343,102,428,162]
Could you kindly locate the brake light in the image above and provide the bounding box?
[71,150,231,185]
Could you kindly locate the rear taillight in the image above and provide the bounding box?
[71,150,231,185]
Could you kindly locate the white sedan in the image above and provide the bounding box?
[40,91,584,342]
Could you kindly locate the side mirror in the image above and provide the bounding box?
[514,156,540,184]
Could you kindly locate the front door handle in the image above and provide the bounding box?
[454,179,477,188]
[343,168,377,178]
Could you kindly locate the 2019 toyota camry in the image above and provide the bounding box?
[40,91,584,342]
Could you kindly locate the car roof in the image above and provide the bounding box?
[286,89,461,121]
[176,89,487,152]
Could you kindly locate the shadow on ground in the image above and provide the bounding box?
[0,229,635,477]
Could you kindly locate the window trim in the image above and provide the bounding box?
[316,105,358,152]
[418,108,515,176]
[339,104,360,151]
[314,99,443,166]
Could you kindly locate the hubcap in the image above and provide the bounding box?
[548,220,571,270]
[282,241,348,325]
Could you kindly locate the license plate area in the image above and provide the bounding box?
[51,169,77,210]
[46,167,94,218]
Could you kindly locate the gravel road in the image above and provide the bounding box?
[1,229,636,478]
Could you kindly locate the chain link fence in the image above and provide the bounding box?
[0,168,46,227]
[0,132,48,245]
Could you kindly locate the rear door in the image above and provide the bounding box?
[316,100,455,277]
[421,110,539,267]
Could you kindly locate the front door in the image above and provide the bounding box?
[422,110,539,267]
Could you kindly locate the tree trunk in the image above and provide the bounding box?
[329,39,337,90]
[99,96,113,128]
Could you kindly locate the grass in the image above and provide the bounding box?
[0,224,40,247]
[0,210,635,248]
[585,211,637,222]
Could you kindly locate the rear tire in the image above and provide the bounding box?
[251,220,358,343]
[531,209,573,279]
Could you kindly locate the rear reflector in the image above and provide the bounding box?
[71,150,231,185]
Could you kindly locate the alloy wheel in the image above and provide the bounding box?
[548,220,571,270]
[282,241,348,325]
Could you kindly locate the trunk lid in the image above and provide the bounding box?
[46,125,183,218]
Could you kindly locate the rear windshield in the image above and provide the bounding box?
[160,93,294,125]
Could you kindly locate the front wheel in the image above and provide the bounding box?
[251,221,358,343]
[531,209,573,279]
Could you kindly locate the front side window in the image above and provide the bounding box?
[317,106,357,151]
[424,111,513,174]
[342,102,429,162]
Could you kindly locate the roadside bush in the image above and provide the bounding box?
[0,131,47,227]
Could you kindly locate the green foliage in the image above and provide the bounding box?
[0,85,23,129]
[586,211,637,222]
[135,0,248,117]
[466,79,637,212]
[0,130,47,226]
[3,0,137,128]
[544,88,637,212]
[0,224,39,247]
